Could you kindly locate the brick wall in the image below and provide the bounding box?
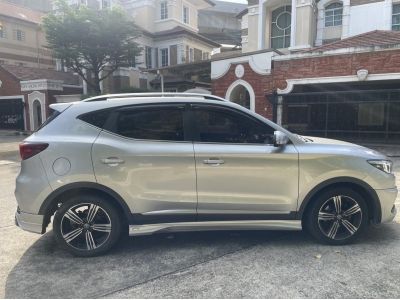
[273,50,400,91]
[212,63,274,119]
[0,67,20,96]
[212,49,400,119]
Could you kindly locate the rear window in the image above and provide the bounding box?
[78,109,111,129]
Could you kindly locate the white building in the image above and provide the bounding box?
[211,0,400,143]
[240,0,400,53]
[65,0,219,92]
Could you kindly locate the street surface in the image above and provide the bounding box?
[0,138,399,298]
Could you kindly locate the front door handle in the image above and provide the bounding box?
[101,157,124,166]
[203,158,225,166]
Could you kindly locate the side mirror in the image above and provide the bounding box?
[273,131,289,147]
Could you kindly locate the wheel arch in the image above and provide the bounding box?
[39,182,132,233]
[298,177,381,224]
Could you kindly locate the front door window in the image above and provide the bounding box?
[192,106,274,144]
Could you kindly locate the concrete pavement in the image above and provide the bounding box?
[0,142,399,298]
[0,134,24,160]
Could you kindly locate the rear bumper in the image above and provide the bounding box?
[376,187,398,223]
[15,208,44,234]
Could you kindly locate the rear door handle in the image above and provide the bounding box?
[203,158,225,166]
[101,157,124,166]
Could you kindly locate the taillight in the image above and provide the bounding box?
[19,142,49,160]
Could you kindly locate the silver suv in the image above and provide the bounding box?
[15,93,397,256]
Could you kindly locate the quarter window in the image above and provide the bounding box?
[393,4,400,31]
[325,2,343,27]
[271,5,292,49]
[78,109,111,128]
[160,1,168,20]
[114,107,184,141]
[193,107,274,144]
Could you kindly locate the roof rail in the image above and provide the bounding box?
[82,92,227,102]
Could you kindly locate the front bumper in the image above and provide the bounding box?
[376,187,398,223]
[15,208,44,234]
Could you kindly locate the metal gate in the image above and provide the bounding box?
[0,98,24,130]
[280,89,400,143]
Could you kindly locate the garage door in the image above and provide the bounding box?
[0,98,24,130]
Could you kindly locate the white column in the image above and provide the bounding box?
[290,0,297,49]
[315,0,327,46]
[341,0,351,39]
[99,70,104,94]
[383,0,393,30]
[277,96,283,126]
[258,0,266,50]
[83,69,88,95]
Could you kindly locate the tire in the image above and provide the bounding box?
[53,194,122,257]
[305,187,368,245]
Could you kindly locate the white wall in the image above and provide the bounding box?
[348,1,392,36]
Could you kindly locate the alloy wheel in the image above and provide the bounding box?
[318,195,362,240]
[60,203,112,251]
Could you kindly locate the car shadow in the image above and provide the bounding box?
[5,223,399,298]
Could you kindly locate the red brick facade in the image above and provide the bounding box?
[212,49,400,119]
[0,66,82,131]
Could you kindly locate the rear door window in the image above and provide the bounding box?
[109,105,185,141]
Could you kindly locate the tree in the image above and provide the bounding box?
[43,0,142,95]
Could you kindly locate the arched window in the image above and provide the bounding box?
[271,5,292,49]
[325,2,343,27]
[32,100,42,130]
[230,85,251,109]
[225,79,255,111]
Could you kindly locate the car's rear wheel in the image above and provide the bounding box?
[305,188,368,245]
[53,195,122,257]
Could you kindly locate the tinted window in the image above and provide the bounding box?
[193,107,274,144]
[79,109,111,128]
[36,109,60,131]
[114,107,184,141]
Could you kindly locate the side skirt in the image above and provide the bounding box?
[129,220,302,236]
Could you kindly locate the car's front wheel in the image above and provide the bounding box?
[305,188,368,245]
[53,195,122,256]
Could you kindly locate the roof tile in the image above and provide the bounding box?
[306,30,400,53]
[0,64,81,86]
[0,1,44,24]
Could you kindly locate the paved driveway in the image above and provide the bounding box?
[0,150,399,298]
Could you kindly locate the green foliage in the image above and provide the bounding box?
[43,0,142,94]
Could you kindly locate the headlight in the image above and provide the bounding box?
[368,160,393,174]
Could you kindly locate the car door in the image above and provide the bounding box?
[92,103,197,223]
[191,104,299,220]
